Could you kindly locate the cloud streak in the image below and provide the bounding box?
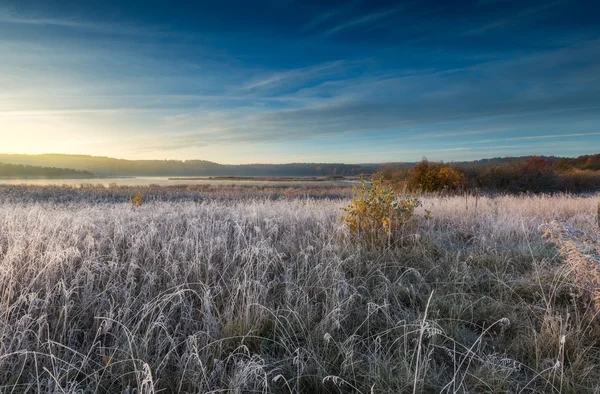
[301,1,361,32]
[473,132,600,144]
[242,60,348,92]
[462,1,564,36]
[0,7,175,38]
[322,6,402,36]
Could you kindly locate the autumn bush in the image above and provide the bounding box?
[406,158,466,193]
[130,192,144,207]
[342,178,422,248]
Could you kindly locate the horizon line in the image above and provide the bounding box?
[1,151,597,167]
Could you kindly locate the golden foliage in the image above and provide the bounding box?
[407,158,466,193]
[342,178,422,249]
[130,192,144,208]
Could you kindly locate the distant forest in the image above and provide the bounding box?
[0,162,94,178]
[378,153,600,193]
[0,154,377,177]
[0,154,599,190]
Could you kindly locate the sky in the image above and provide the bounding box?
[1,0,599,164]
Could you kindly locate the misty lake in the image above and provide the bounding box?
[0,176,356,187]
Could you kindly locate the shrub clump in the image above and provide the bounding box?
[130,192,144,208]
[342,178,422,249]
[407,158,466,193]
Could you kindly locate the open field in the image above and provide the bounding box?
[0,185,599,393]
[0,184,354,204]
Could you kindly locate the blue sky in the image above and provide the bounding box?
[1,0,599,164]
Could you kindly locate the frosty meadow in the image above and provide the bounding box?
[4,0,600,391]
[0,184,599,393]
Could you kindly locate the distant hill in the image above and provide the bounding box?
[377,155,562,169]
[0,154,377,177]
[450,155,561,167]
[449,154,600,171]
[0,153,597,178]
[0,162,94,179]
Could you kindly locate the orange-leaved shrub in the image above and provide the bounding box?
[342,178,423,249]
[407,158,466,193]
[130,192,144,208]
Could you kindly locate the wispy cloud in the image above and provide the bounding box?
[0,108,144,117]
[0,14,91,28]
[132,132,210,153]
[302,1,361,32]
[302,9,340,31]
[463,1,563,36]
[242,60,349,92]
[322,6,401,36]
[474,132,600,144]
[0,9,169,37]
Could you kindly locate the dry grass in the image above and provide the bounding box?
[0,186,599,393]
[541,220,600,311]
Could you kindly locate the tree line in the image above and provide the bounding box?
[0,154,375,177]
[0,162,94,178]
[378,154,600,193]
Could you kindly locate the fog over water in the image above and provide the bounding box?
[0,177,354,187]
